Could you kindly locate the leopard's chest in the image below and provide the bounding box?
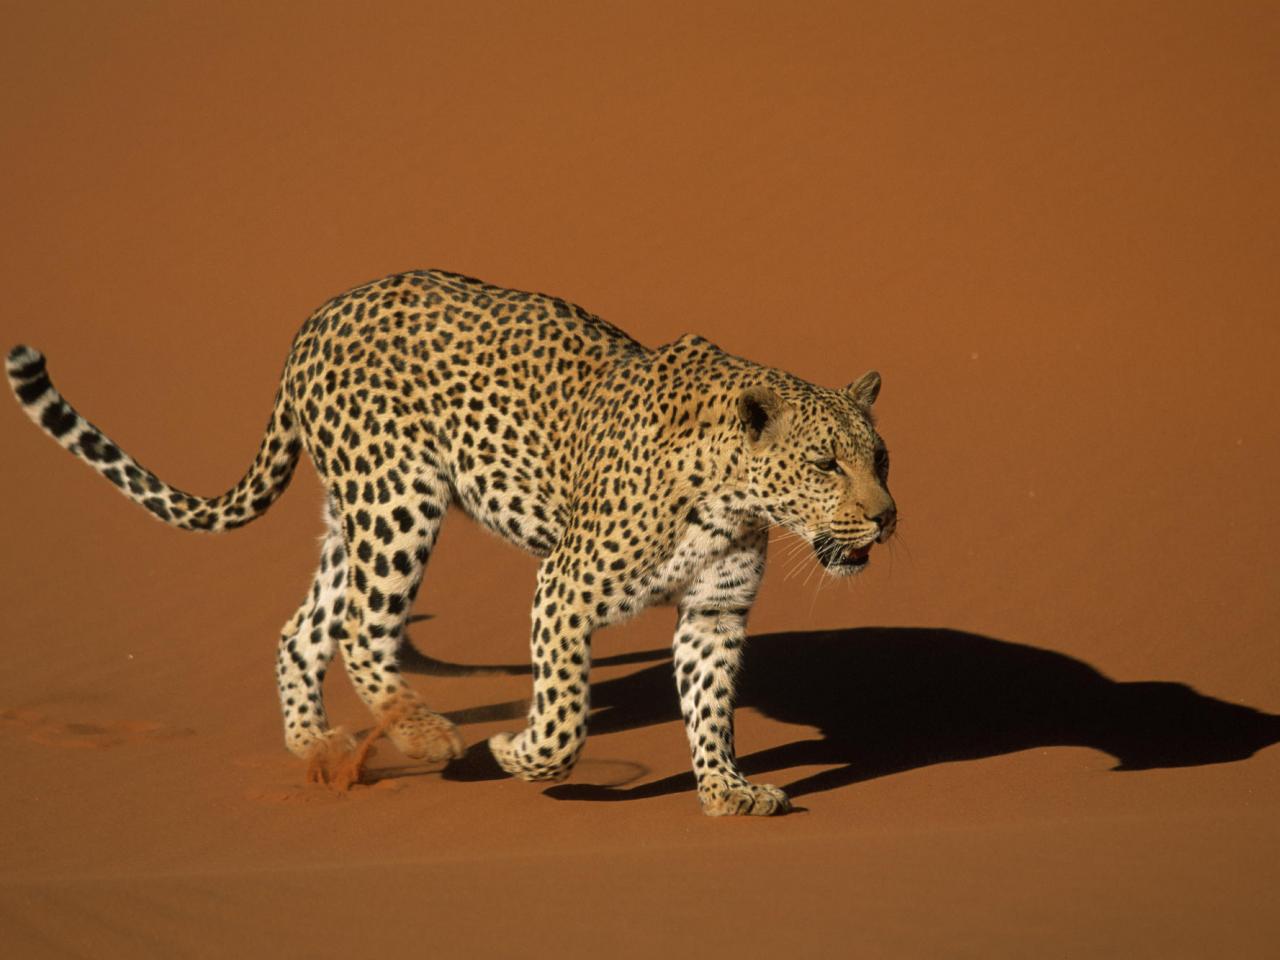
[643,503,751,605]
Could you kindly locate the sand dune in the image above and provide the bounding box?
[2,2,1278,957]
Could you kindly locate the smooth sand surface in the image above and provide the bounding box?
[2,2,1277,957]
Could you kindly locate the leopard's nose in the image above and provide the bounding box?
[870,505,897,541]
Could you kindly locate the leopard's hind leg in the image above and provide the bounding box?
[276,499,349,763]
[332,462,464,764]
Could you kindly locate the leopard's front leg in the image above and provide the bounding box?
[675,531,789,816]
[489,558,592,782]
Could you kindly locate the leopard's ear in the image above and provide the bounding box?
[737,386,790,445]
[844,370,881,407]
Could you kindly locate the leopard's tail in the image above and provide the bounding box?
[6,344,301,532]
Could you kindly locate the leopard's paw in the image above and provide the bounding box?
[385,702,465,763]
[488,731,520,774]
[698,775,791,817]
[488,729,577,782]
[303,727,360,787]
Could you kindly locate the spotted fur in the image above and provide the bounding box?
[7,269,895,816]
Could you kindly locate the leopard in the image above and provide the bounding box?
[6,269,896,816]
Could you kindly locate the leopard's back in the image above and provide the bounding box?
[284,270,646,554]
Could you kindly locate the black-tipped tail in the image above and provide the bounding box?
[7,344,301,532]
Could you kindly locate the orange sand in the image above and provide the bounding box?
[2,2,1277,957]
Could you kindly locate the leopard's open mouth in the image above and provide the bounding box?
[812,534,873,571]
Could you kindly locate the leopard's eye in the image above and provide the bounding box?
[814,458,840,474]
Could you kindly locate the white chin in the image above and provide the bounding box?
[824,559,868,578]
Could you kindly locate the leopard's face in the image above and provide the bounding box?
[737,371,896,577]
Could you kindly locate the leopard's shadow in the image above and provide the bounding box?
[411,627,1280,802]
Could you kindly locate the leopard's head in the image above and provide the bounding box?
[737,370,896,576]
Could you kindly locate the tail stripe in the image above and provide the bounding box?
[41,399,79,437]
[10,353,47,382]
[16,372,51,405]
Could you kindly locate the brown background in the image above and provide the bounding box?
[2,1,1278,956]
